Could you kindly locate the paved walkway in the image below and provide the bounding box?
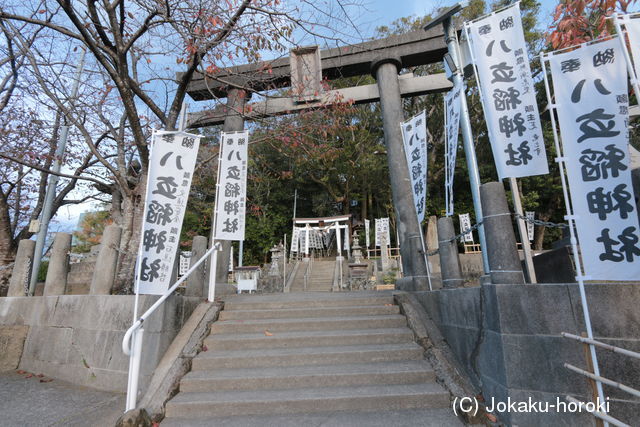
[0,371,124,426]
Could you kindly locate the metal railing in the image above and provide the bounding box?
[121,242,221,412]
[562,332,640,427]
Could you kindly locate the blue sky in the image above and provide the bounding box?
[360,0,559,35]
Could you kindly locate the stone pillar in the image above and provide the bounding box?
[372,58,428,281]
[437,217,463,289]
[380,234,391,272]
[43,232,71,296]
[186,236,207,298]
[480,182,525,285]
[90,225,122,295]
[7,239,36,297]
[426,215,441,274]
[406,233,428,290]
[169,251,180,286]
[212,88,248,286]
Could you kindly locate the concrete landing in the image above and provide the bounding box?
[0,371,124,426]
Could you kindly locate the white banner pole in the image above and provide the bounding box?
[541,51,607,416]
[208,134,225,302]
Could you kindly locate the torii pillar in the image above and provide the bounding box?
[373,58,429,289]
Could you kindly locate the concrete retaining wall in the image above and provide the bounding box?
[0,295,199,393]
[416,283,640,426]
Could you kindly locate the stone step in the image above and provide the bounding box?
[205,328,414,350]
[219,305,398,321]
[162,408,463,427]
[164,383,450,418]
[222,293,394,311]
[191,343,423,370]
[210,314,406,334]
[180,360,435,392]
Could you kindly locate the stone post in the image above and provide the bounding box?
[186,236,208,298]
[43,232,71,296]
[480,182,525,285]
[426,215,440,274]
[407,233,428,290]
[90,225,122,295]
[437,217,463,289]
[169,251,180,286]
[7,239,36,297]
[372,58,429,282]
[380,234,391,273]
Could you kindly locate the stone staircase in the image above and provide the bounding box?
[162,292,461,426]
[289,259,335,292]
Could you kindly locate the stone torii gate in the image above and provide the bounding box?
[185,28,455,291]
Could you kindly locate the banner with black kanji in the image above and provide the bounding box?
[548,38,640,280]
[375,218,391,247]
[400,111,428,223]
[137,131,201,295]
[466,3,549,179]
[444,79,462,216]
[214,130,248,241]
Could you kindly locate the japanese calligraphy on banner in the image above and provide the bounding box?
[138,131,201,295]
[300,228,308,253]
[375,218,391,247]
[444,80,462,216]
[548,38,640,280]
[466,4,549,179]
[458,213,474,243]
[365,219,370,248]
[401,111,427,223]
[291,227,300,253]
[526,211,535,241]
[214,131,248,241]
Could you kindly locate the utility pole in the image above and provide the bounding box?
[424,3,490,275]
[29,48,87,295]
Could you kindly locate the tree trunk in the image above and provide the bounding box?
[113,177,146,293]
[0,195,17,295]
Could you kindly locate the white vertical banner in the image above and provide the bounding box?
[619,14,640,77]
[525,211,535,241]
[458,213,474,243]
[364,219,370,248]
[137,131,201,295]
[179,251,191,276]
[466,3,549,179]
[548,38,640,280]
[344,229,350,253]
[444,79,463,217]
[291,227,300,253]
[400,111,428,223]
[375,218,391,247]
[214,131,248,241]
